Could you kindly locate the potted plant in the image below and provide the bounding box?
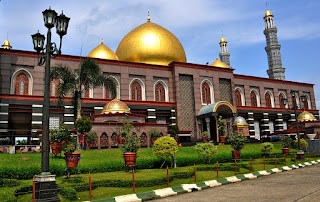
[63,137,80,168]
[280,136,292,155]
[260,142,274,158]
[228,132,246,159]
[50,128,64,154]
[218,116,226,142]
[87,131,97,148]
[149,128,161,144]
[202,131,209,142]
[170,125,180,143]
[75,116,92,144]
[118,119,140,166]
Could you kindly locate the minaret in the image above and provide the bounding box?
[263,9,285,80]
[219,36,230,66]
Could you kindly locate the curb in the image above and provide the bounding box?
[92,159,320,202]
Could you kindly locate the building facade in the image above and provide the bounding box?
[0,10,318,145]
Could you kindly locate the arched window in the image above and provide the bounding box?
[279,94,285,109]
[105,81,117,99]
[14,72,29,95]
[201,82,211,104]
[82,85,90,98]
[250,91,258,107]
[155,83,165,102]
[131,81,142,101]
[50,79,60,97]
[235,90,242,106]
[265,93,272,108]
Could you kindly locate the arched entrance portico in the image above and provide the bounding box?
[197,101,237,142]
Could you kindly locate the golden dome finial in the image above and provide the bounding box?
[147,9,150,22]
[265,9,273,17]
[220,36,227,43]
[211,57,229,68]
[2,39,12,49]
[101,39,104,44]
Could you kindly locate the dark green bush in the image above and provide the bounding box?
[0,179,20,187]
[2,193,17,202]
[14,185,33,196]
[58,186,77,200]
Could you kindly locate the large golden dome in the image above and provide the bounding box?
[88,40,119,60]
[101,98,130,114]
[2,39,12,49]
[116,19,186,66]
[297,111,317,122]
[211,57,229,68]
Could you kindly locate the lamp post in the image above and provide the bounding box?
[282,91,306,157]
[31,7,69,201]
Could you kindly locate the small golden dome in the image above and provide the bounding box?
[116,20,186,66]
[211,57,229,68]
[265,9,273,17]
[88,40,119,60]
[2,39,12,49]
[101,98,130,114]
[297,111,317,122]
[220,36,227,43]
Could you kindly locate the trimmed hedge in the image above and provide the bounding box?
[0,179,20,187]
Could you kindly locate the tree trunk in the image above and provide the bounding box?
[173,156,177,168]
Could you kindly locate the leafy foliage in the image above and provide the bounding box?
[63,136,77,153]
[50,58,116,119]
[280,136,293,148]
[228,132,246,151]
[149,128,160,138]
[194,143,217,163]
[50,121,71,142]
[153,136,178,159]
[118,119,140,153]
[75,116,92,134]
[170,125,180,137]
[218,116,226,136]
[202,131,209,137]
[87,131,98,142]
[16,140,27,145]
[294,139,309,150]
[260,142,274,155]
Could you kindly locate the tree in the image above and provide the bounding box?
[194,143,217,164]
[50,58,116,119]
[153,136,178,168]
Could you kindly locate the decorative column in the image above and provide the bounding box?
[215,116,219,142]
[0,103,9,144]
[205,117,211,141]
[147,108,156,123]
[170,109,176,126]
[31,104,43,145]
[260,113,270,139]
[64,106,75,130]
[275,113,284,131]
[197,119,202,139]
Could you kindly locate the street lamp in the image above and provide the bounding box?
[282,91,307,158]
[31,7,70,201]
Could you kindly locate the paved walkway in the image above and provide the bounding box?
[155,164,320,202]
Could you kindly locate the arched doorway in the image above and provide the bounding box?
[197,101,237,142]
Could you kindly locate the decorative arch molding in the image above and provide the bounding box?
[303,93,312,110]
[234,87,245,106]
[264,90,275,108]
[250,89,260,107]
[153,80,169,102]
[200,79,214,105]
[129,78,145,101]
[103,76,120,99]
[10,68,33,95]
[278,92,287,109]
[213,101,237,113]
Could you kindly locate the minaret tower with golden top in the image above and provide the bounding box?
[219,36,230,66]
[264,9,285,80]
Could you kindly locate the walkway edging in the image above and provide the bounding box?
[92,159,320,202]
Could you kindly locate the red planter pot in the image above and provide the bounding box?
[118,136,123,144]
[202,136,208,143]
[220,136,226,142]
[78,134,88,144]
[232,150,241,159]
[64,152,81,168]
[282,148,289,155]
[151,137,158,144]
[50,142,62,154]
[88,141,94,148]
[123,152,137,166]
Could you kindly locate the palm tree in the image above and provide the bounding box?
[50,58,116,120]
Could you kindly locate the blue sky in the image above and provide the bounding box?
[1,0,319,108]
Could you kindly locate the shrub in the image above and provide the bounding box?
[118,119,140,153]
[194,143,217,163]
[294,139,309,150]
[218,116,226,136]
[2,193,17,202]
[87,131,97,142]
[260,142,274,155]
[228,132,246,151]
[170,125,180,137]
[280,136,293,148]
[149,128,160,138]
[75,116,92,134]
[202,131,209,137]
[58,186,77,200]
[153,137,178,160]
[0,179,20,187]
[50,128,64,143]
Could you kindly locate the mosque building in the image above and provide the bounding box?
[0,9,318,146]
